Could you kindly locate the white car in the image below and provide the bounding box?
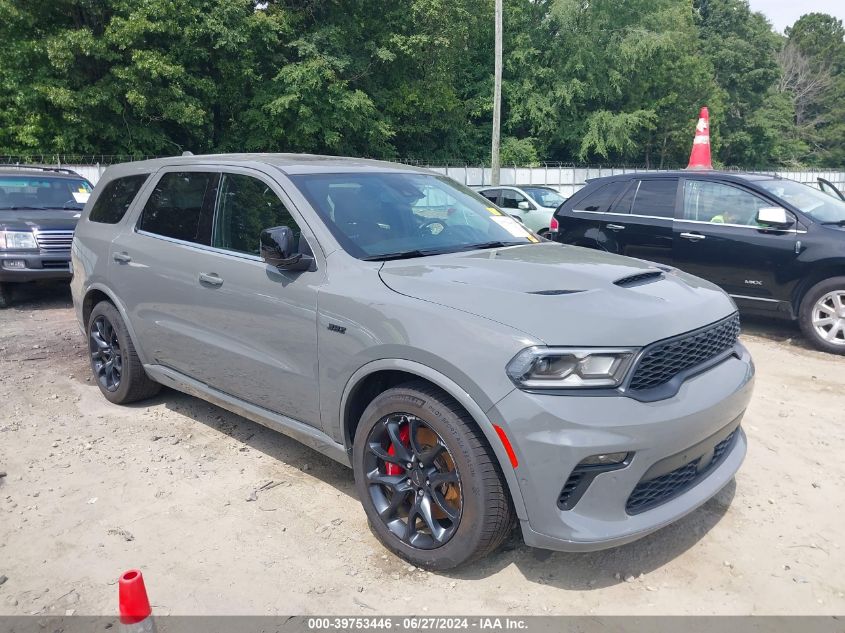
[477,185,567,235]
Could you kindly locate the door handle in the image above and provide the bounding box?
[199,272,224,287]
[112,252,132,263]
[680,232,706,242]
[606,224,626,231]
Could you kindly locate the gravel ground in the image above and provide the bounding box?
[0,282,843,616]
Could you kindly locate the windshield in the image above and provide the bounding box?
[757,179,845,223]
[523,187,566,208]
[0,175,92,210]
[290,172,540,259]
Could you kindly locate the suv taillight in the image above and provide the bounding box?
[549,216,559,231]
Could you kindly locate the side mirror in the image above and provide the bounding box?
[517,201,531,211]
[755,207,794,229]
[260,226,313,271]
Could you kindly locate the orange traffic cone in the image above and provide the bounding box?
[687,106,713,170]
[118,569,156,633]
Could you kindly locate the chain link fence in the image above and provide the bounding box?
[2,155,843,196]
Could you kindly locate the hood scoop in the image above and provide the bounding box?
[614,270,664,288]
[528,289,584,296]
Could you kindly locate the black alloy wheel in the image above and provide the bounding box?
[89,315,122,392]
[364,413,462,549]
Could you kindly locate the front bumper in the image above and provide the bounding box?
[490,343,754,551]
[0,251,71,282]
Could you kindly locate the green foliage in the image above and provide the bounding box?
[0,0,841,167]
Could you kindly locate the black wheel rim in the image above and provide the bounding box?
[89,315,122,392]
[364,414,462,549]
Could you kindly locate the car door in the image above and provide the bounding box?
[109,168,220,378]
[556,179,629,247]
[597,178,677,265]
[499,188,533,223]
[673,178,798,304]
[179,168,325,429]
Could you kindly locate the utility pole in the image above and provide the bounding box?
[491,0,502,186]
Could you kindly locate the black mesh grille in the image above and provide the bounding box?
[628,314,741,391]
[626,430,738,514]
[557,471,586,508]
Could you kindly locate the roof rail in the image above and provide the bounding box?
[0,163,82,177]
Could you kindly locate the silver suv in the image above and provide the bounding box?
[71,154,755,569]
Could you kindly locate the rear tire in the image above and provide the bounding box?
[352,381,514,570]
[0,283,13,309]
[798,277,845,355]
[87,301,161,403]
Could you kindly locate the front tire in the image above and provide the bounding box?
[353,382,514,569]
[87,301,161,403]
[0,283,13,309]
[799,277,845,355]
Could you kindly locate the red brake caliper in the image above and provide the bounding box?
[384,422,410,475]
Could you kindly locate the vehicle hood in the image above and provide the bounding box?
[378,243,737,347]
[0,208,81,232]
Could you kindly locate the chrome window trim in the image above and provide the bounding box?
[571,209,672,221]
[675,218,807,234]
[134,229,266,263]
[729,294,781,303]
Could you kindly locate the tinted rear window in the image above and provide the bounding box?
[630,179,677,218]
[89,175,149,224]
[573,181,626,213]
[138,172,219,245]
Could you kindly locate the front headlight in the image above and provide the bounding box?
[506,346,637,389]
[0,230,37,250]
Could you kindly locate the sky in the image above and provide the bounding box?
[747,0,845,33]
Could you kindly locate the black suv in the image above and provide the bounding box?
[550,171,845,354]
[0,166,93,307]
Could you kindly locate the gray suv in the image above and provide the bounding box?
[71,154,755,569]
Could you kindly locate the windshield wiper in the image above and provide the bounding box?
[820,220,845,226]
[458,240,526,251]
[362,250,436,261]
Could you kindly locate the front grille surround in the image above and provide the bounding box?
[627,313,741,392]
[33,229,74,253]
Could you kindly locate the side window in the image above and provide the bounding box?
[573,181,627,213]
[89,175,149,224]
[684,181,768,226]
[480,189,500,204]
[500,189,528,210]
[630,179,677,218]
[610,181,637,214]
[213,173,301,256]
[138,172,219,245]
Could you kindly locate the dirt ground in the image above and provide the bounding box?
[0,282,843,616]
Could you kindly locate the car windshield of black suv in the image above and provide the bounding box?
[758,179,845,224]
[0,175,92,211]
[291,173,540,260]
[523,187,566,208]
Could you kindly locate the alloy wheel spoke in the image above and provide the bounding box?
[386,418,411,463]
[368,442,406,467]
[366,469,408,490]
[429,470,459,487]
[379,487,412,521]
[406,416,425,458]
[419,442,446,467]
[430,488,460,521]
[418,494,446,542]
[813,316,835,327]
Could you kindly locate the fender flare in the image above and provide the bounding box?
[82,283,151,366]
[339,358,528,520]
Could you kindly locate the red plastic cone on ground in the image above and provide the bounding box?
[118,569,153,628]
[687,106,712,170]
